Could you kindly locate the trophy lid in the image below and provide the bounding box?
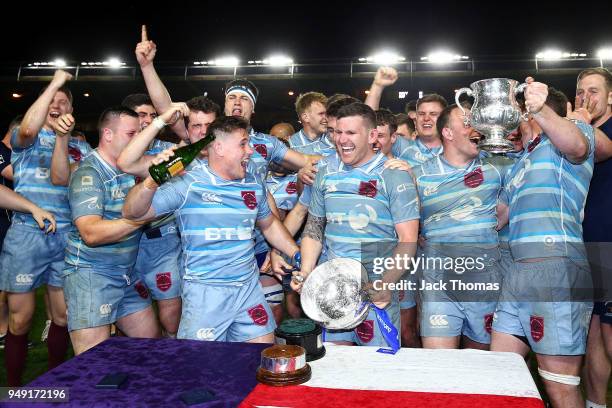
[300,258,370,330]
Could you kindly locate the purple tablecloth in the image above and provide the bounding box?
[9,337,267,407]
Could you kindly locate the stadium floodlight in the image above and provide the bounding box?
[362,51,405,65]
[535,50,586,60]
[421,51,468,63]
[263,55,294,66]
[12,93,22,98]
[597,48,612,60]
[210,56,240,67]
[106,58,124,68]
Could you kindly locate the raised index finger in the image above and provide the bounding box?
[141,25,148,42]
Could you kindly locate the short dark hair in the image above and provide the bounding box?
[436,104,460,138]
[326,93,353,108]
[376,109,398,134]
[187,96,221,116]
[545,87,569,117]
[224,79,259,101]
[206,115,249,139]
[405,100,417,113]
[336,102,376,130]
[577,67,612,91]
[395,113,415,133]
[121,93,153,110]
[326,96,360,118]
[417,94,448,111]
[97,106,138,134]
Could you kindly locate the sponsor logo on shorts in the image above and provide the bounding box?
[15,274,34,285]
[156,272,172,292]
[429,314,449,327]
[99,304,112,316]
[253,144,268,159]
[241,191,258,210]
[355,320,374,343]
[247,304,269,326]
[484,313,493,334]
[530,315,544,342]
[196,328,215,340]
[134,281,149,299]
[464,167,484,188]
[358,180,378,198]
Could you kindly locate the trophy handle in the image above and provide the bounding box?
[455,87,473,125]
[515,83,529,121]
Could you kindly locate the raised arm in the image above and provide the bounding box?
[117,103,189,178]
[50,113,75,185]
[365,66,398,111]
[525,77,589,163]
[136,25,189,141]
[17,70,72,148]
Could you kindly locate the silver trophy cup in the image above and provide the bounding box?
[455,78,527,153]
[300,258,370,330]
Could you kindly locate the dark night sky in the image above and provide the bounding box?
[0,2,610,135]
[1,2,610,63]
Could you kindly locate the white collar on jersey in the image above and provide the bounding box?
[338,152,385,174]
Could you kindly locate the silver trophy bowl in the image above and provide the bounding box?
[300,258,370,330]
[455,78,527,153]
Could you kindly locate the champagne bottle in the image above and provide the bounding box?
[148,134,215,185]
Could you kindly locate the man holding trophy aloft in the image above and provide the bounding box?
[491,77,595,408]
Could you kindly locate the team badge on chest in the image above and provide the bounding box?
[358,180,378,198]
[253,144,268,159]
[241,191,258,209]
[464,167,484,188]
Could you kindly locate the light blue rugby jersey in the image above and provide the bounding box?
[151,162,272,283]
[65,150,141,271]
[504,121,595,261]
[248,129,289,179]
[144,138,178,236]
[482,154,519,244]
[391,137,443,168]
[413,155,504,246]
[298,152,340,208]
[266,173,298,211]
[309,153,420,277]
[10,127,92,231]
[248,129,289,255]
[289,130,336,156]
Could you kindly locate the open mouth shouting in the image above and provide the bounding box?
[340,144,356,156]
[469,133,483,146]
